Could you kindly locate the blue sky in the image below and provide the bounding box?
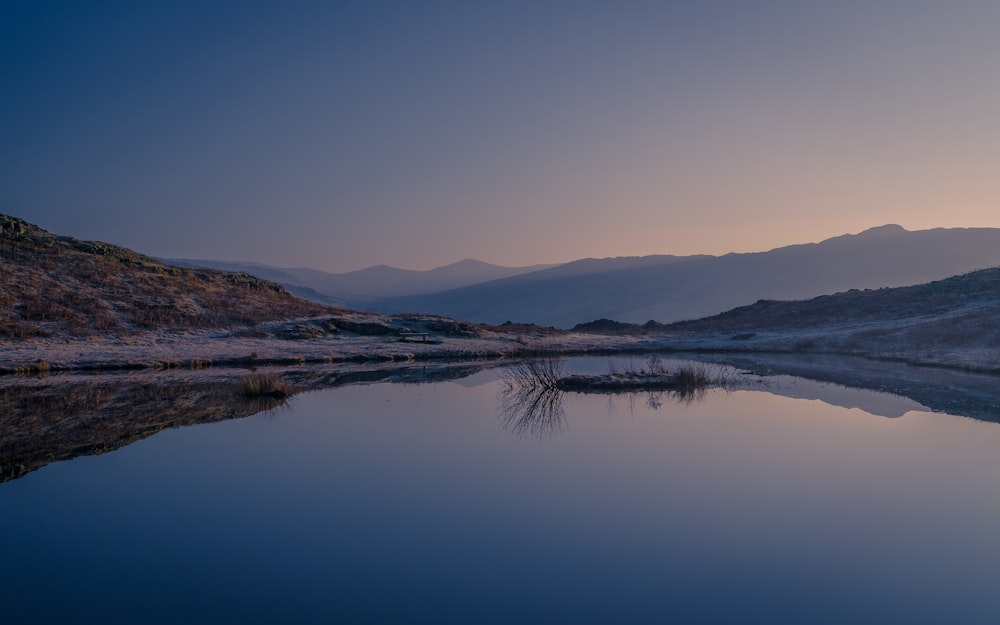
[3,1,998,270]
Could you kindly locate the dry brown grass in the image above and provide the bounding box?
[1,214,334,338]
[239,372,291,399]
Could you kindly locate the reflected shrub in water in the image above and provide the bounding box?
[673,365,711,393]
[498,359,566,438]
[498,384,566,439]
[497,358,740,438]
[501,359,564,391]
[239,372,291,399]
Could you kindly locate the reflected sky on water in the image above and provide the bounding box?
[3,365,1000,624]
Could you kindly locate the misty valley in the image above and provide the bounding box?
[4,356,1000,624]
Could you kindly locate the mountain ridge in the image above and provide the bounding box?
[165,256,559,302]
[369,225,1000,327]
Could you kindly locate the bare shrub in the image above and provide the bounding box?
[500,358,564,391]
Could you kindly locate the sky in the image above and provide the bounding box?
[3,1,999,272]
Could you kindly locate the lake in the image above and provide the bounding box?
[3,358,1000,624]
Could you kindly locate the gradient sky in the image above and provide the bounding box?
[3,1,999,271]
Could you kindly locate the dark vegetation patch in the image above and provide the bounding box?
[555,357,711,394]
[421,318,480,337]
[572,318,636,333]
[239,372,291,399]
[331,319,395,336]
[572,319,669,334]
[489,321,565,335]
[497,357,734,438]
[502,356,717,395]
[272,322,335,340]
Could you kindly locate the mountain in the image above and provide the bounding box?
[369,225,1000,327]
[663,266,1000,363]
[165,257,558,304]
[0,214,331,338]
[161,259,349,305]
[668,265,1000,337]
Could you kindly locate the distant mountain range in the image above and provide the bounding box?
[164,257,557,306]
[7,212,1000,377]
[126,223,1000,329]
[367,225,1000,327]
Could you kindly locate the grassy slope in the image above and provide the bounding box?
[0,214,334,338]
[665,267,1000,354]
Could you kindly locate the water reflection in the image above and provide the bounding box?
[6,354,1000,482]
[496,358,718,438]
[8,359,1000,624]
[0,374,278,482]
[700,353,1000,422]
[0,362,492,482]
[498,382,566,438]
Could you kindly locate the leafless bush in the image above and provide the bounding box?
[500,358,564,391]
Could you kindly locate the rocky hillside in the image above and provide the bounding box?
[663,267,1000,359]
[0,214,333,339]
[562,268,1000,370]
[670,268,1000,332]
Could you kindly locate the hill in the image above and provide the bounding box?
[370,225,1000,327]
[668,267,1000,334]
[166,257,558,305]
[0,214,332,339]
[662,266,1000,355]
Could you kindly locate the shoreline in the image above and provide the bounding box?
[5,344,1000,482]
[5,325,1000,377]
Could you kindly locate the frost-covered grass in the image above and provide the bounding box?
[4,303,1000,378]
[0,214,334,339]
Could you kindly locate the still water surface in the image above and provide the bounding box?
[3,364,1000,623]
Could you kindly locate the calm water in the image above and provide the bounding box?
[4,363,1000,623]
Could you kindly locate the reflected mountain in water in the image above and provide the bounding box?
[496,354,1000,438]
[700,353,1000,422]
[0,375,270,482]
[0,362,491,483]
[5,355,1000,482]
[764,375,928,418]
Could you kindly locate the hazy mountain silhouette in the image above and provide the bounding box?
[166,257,557,305]
[369,225,1000,327]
